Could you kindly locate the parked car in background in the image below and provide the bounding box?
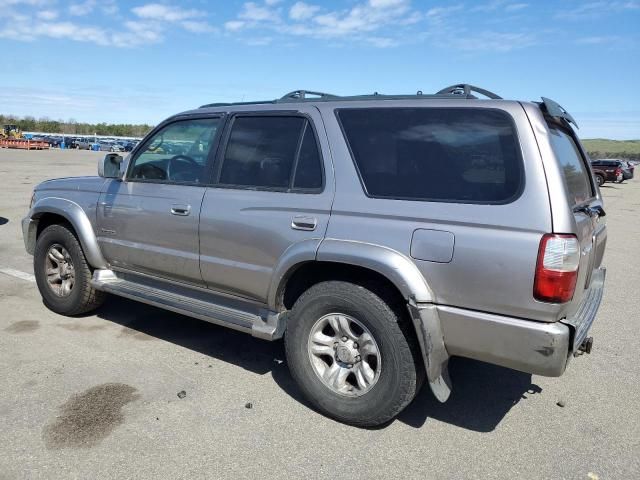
[74,138,93,150]
[620,160,634,180]
[22,85,607,427]
[590,159,623,185]
[122,141,137,152]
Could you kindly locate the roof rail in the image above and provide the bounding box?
[277,90,340,102]
[436,84,502,99]
[199,84,503,108]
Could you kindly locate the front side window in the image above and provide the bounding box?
[548,127,593,205]
[219,116,323,191]
[129,118,220,184]
[338,108,523,203]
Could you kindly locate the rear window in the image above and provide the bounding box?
[547,128,593,205]
[337,108,523,203]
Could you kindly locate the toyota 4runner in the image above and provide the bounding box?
[22,84,607,427]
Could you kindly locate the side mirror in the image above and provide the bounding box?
[98,153,124,178]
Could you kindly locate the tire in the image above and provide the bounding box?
[285,281,423,427]
[595,174,604,187]
[34,224,106,316]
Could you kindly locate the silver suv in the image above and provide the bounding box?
[22,84,607,427]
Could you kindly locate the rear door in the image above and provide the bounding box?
[198,109,333,302]
[547,126,606,300]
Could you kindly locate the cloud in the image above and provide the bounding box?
[505,3,529,12]
[36,10,58,20]
[444,31,538,52]
[226,0,420,43]
[69,0,97,16]
[69,0,117,16]
[0,1,216,47]
[575,35,623,45]
[132,3,200,22]
[555,1,639,20]
[289,2,320,20]
[225,20,246,31]
[239,2,281,22]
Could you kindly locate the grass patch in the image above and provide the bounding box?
[581,139,640,160]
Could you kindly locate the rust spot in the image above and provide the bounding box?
[43,383,139,449]
[4,320,39,334]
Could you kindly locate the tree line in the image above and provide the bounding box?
[0,114,153,137]
[586,151,638,162]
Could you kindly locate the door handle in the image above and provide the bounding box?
[170,204,191,216]
[291,215,317,231]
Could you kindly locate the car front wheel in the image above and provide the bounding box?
[34,224,106,316]
[285,281,423,427]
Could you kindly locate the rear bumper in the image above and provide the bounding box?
[436,268,606,377]
[561,268,606,353]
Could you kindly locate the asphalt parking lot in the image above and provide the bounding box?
[0,148,638,480]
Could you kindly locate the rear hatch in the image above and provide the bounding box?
[538,100,607,346]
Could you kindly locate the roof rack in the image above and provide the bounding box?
[436,84,502,99]
[199,84,502,108]
[278,90,340,102]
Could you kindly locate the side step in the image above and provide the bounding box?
[91,269,284,340]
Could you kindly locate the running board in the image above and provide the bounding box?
[91,269,284,340]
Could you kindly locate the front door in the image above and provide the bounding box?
[97,116,222,285]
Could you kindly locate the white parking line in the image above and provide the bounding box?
[0,268,36,283]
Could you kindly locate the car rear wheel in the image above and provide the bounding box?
[34,224,106,316]
[285,281,423,427]
[595,174,604,187]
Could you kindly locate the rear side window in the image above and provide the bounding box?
[548,128,593,205]
[337,108,523,203]
[293,124,323,189]
[219,116,323,191]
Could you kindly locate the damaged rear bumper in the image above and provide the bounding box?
[437,306,570,377]
[434,267,605,377]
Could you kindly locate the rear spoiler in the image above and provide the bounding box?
[538,97,579,129]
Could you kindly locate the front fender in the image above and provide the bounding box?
[317,239,451,401]
[29,197,108,269]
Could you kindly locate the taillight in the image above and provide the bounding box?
[533,234,580,303]
[615,167,622,176]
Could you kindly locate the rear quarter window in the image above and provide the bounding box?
[337,108,524,204]
[547,128,594,206]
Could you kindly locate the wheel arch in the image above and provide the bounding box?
[272,239,451,402]
[30,198,108,269]
[269,238,435,312]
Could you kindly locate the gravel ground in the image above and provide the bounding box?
[0,148,638,480]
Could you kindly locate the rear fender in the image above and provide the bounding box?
[316,239,452,402]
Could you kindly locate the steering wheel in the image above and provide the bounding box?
[166,155,199,182]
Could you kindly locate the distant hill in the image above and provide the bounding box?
[582,139,640,161]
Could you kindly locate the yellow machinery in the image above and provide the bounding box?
[1,124,23,139]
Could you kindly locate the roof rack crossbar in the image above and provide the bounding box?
[277,90,340,102]
[436,84,502,100]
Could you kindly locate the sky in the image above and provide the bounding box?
[1,0,639,139]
